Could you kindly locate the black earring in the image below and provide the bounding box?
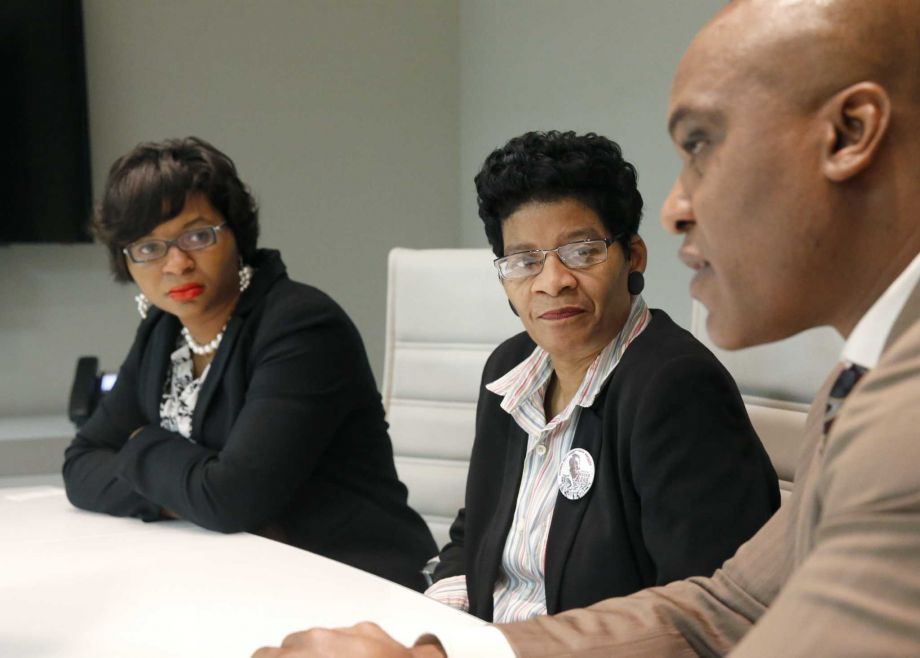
[627,271,645,295]
[508,300,519,317]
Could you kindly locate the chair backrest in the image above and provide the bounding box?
[689,301,843,499]
[382,248,521,547]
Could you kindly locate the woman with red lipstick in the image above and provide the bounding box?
[426,131,780,621]
[62,137,436,590]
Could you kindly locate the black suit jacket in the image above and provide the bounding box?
[63,249,436,590]
[433,310,780,620]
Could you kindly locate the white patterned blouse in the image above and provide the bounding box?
[158,340,212,441]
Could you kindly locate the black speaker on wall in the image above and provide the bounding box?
[0,0,92,244]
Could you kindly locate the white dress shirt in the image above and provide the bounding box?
[842,250,920,368]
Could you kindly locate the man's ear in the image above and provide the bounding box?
[819,82,891,182]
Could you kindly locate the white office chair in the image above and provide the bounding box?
[689,301,843,499]
[381,248,521,547]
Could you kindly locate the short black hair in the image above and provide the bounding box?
[474,130,643,257]
[92,136,259,282]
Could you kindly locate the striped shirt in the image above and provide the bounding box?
[426,296,651,622]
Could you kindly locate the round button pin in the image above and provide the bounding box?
[558,448,595,500]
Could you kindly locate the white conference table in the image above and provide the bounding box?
[0,484,482,658]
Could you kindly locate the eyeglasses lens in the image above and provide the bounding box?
[128,226,218,263]
[497,239,609,280]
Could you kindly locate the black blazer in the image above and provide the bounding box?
[433,310,780,620]
[63,249,436,590]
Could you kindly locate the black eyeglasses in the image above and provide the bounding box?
[123,223,227,264]
[493,237,620,280]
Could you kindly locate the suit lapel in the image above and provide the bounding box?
[191,315,243,439]
[784,279,919,568]
[141,313,179,422]
[790,280,920,561]
[472,419,527,621]
[543,402,604,614]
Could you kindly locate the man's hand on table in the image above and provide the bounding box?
[252,622,446,658]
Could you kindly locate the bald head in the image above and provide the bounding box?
[701,0,920,110]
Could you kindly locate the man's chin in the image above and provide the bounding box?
[706,311,806,351]
[706,315,755,351]
[696,285,800,350]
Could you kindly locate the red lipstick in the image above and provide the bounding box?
[168,283,204,301]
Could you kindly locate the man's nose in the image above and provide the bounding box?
[661,178,695,234]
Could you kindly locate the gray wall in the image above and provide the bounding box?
[457,0,726,327]
[1,0,460,417]
[1,1,724,418]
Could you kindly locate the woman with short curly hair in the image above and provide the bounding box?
[426,130,780,621]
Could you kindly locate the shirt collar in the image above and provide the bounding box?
[486,295,651,426]
[843,250,920,369]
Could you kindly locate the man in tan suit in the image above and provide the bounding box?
[254,0,920,655]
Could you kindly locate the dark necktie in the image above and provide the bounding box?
[823,363,868,436]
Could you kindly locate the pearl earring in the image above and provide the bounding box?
[135,293,151,319]
[239,264,253,293]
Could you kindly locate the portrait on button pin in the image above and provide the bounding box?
[558,448,595,500]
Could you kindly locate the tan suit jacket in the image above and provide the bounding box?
[498,281,920,657]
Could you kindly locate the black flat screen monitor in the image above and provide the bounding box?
[0,0,92,243]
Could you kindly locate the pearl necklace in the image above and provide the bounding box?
[181,324,227,356]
